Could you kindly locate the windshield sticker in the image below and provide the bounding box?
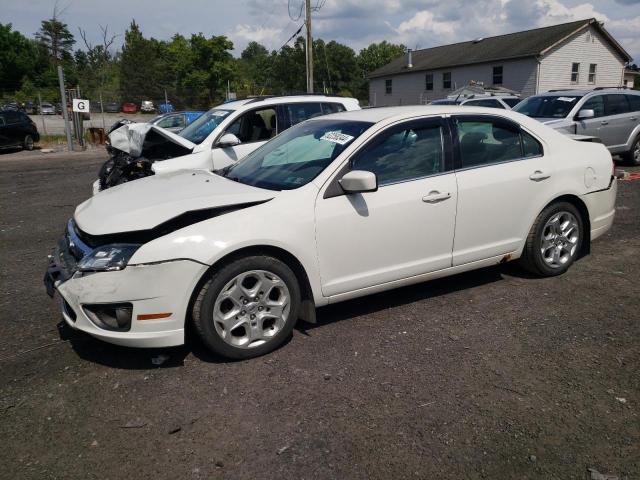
[320,131,354,145]
[556,97,576,102]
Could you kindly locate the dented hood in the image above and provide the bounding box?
[74,170,276,235]
[109,122,196,157]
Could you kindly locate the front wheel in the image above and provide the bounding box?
[192,255,301,359]
[519,202,583,277]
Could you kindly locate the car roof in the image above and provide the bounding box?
[534,88,639,97]
[311,105,545,127]
[219,95,357,111]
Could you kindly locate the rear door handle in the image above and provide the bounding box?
[600,120,609,125]
[631,117,638,121]
[422,191,451,203]
[529,170,551,181]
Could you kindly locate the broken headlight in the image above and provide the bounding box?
[76,244,141,272]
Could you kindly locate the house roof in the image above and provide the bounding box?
[369,18,632,79]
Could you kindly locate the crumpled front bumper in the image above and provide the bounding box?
[44,231,208,348]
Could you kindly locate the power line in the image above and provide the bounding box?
[279,23,304,50]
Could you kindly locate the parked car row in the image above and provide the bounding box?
[45,94,618,361]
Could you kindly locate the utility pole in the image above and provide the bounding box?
[57,66,73,152]
[37,93,47,135]
[305,0,313,93]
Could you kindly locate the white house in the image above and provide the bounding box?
[368,18,632,106]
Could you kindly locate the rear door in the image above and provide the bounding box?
[451,115,553,266]
[0,114,10,147]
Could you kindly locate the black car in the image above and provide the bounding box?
[0,111,40,151]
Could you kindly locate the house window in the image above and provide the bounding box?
[588,64,597,84]
[493,66,503,85]
[425,74,433,91]
[385,79,392,94]
[443,72,451,89]
[571,63,580,83]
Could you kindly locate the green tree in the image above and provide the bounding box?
[35,17,75,63]
[314,39,358,96]
[0,23,41,97]
[354,41,406,101]
[239,41,271,95]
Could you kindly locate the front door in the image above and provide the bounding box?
[315,117,458,297]
[212,106,279,169]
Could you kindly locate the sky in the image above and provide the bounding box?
[1,0,639,62]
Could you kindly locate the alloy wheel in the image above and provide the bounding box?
[540,211,580,268]
[212,270,290,349]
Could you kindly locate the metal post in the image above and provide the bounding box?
[37,93,47,135]
[57,66,73,152]
[305,0,313,93]
[99,91,105,130]
[76,85,84,147]
[164,89,168,107]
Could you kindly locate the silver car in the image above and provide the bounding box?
[514,87,640,165]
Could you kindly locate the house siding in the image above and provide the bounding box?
[538,25,626,92]
[369,57,538,107]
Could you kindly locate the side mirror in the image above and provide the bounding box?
[576,109,595,120]
[339,170,378,194]
[216,133,241,148]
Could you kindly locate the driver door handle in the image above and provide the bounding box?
[422,191,451,203]
[529,170,551,182]
[600,120,609,125]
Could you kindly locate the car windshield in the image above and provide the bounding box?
[179,108,233,144]
[513,95,582,118]
[218,119,373,191]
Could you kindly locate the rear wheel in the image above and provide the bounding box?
[519,202,583,277]
[192,255,301,359]
[622,135,640,166]
[23,135,34,151]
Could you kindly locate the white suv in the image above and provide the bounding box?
[95,95,360,193]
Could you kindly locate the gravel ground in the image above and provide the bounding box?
[0,149,638,480]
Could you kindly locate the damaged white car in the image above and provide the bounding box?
[46,106,617,360]
[94,95,360,194]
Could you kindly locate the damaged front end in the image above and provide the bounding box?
[97,122,195,192]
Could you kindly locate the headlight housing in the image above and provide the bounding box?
[76,244,141,272]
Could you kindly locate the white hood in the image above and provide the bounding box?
[109,123,196,157]
[75,170,276,235]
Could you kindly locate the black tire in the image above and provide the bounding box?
[621,135,640,166]
[192,255,301,360]
[23,135,34,151]
[519,201,583,277]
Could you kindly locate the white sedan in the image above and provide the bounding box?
[45,106,617,359]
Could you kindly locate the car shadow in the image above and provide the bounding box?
[59,262,532,369]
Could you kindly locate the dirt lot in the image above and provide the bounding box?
[0,149,638,480]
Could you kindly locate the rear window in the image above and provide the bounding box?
[321,102,346,114]
[513,95,582,118]
[624,94,640,113]
[605,95,630,116]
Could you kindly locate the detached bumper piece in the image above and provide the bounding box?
[44,238,78,298]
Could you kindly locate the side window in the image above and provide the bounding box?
[443,72,452,89]
[522,131,543,157]
[157,115,184,129]
[456,119,524,168]
[502,98,521,108]
[493,66,503,85]
[625,94,640,112]
[226,107,277,143]
[351,122,444,186]
[604,95,630,116]
[581,95,605,117]
[321,102,346,114]
[285,103,323,127]
[470,99,504,109]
